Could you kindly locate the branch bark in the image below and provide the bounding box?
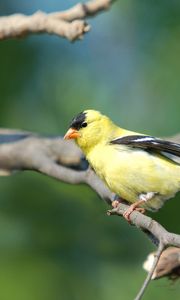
[0,0,114,41]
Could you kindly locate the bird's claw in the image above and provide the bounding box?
[123,207,134,223]
[111,197,125,208]
[112,200,121,208]
[111,198,146,222]
[123,205,146,223]
[136,207,145,214]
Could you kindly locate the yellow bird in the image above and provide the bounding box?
[64,110,180,220]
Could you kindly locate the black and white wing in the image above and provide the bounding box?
[110,135,180,162]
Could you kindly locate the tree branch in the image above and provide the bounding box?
[51,0,114,21]
[0,0,114,41]
[0,129,179,299]
[0,129,179,246]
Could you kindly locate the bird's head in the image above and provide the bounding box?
[64,109,116,153]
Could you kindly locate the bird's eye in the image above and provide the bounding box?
[82,122,87,128]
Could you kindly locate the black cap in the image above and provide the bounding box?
[69,112,86,130]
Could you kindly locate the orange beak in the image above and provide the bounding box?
[64,128,81,140]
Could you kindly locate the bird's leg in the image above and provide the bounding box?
[123,192,156,222]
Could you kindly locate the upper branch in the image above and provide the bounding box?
[51,0,114,21]
[0,0,114,41]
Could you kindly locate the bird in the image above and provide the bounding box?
[64,109,180,221]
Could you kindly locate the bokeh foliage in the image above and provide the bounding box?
[0,1,179,299]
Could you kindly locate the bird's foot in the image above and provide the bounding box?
[123,201,146,222]
[112,198,123,208]
[134,207,145,214]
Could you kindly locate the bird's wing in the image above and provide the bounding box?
[110,135,180,163]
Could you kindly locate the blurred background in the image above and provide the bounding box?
[0,1,180,299]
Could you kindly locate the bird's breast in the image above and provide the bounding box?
[87,144,136,198]
[86,143,180,208]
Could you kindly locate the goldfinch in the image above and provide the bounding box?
[64,110,180,220]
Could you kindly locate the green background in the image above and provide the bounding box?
[0,1,179,299]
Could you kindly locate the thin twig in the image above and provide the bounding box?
[134,242,165,300]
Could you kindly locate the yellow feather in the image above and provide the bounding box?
[72,110,180,211]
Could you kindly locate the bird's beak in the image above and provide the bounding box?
[64,128,81,140]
